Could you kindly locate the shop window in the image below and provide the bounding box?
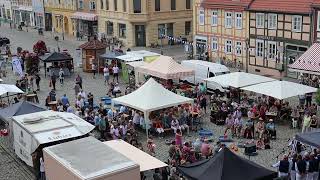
[118,23,126,38]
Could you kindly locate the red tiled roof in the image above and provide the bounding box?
[312,0,320,6]
[249,0,314,14]
[201,0,252,10]
[79,40,107,50]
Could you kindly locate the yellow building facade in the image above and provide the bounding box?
[45,0,77,36]
[194,0,250,70]
[97,0,193,47]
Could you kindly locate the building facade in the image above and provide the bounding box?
[45,0,77,36]
[11,0,34,26]
[248,0,314,78]
[0,0,13,22]
[194,0,251,69]
[32,0,45,28]
[73,0,98,37]
[97,0,193,47]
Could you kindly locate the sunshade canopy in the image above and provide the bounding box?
[112,78,193,112]
[0,84,24,96]
[205,72,276,88]
[126,61,146,68]
[295,131,320,148]
[0,101,45,122]
[241,80,317,100]
[136,56,195,79]
[104,140,167,171]
[177,148,277,180]
[117,50,160,62]
[288,43,320,75]
[40,52,73,62]
[100,51,124,60]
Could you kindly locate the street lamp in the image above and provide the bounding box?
[245,38,249,73]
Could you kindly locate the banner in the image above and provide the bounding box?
[12,56,23,77]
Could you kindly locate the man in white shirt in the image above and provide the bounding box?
[112,65,119,83]
[103,66,109,85]
[92,63,97,79]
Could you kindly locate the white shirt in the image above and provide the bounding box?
[120,106,126,113]
[133,113,140,124]
[113,66,119,74]
[92,64,96,70]
[103,67,109,76]
[40,158,45,172]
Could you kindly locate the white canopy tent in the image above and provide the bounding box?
[117,50,160,62]
[104,140,167,172]
[204,72,276,88]
[135,56,195,80]
[112,78,193,137]
[0,84,23,96]
[241,80,317,100]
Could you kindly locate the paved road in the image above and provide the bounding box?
[0,23,302,179]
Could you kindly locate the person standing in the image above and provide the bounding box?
[103,65,110,85]
[295,155,307,180]
[272,155,290,178]
[75,74,82,89]
[39,157,46,180]
[305,93,313,107]
[74,83,80,98]
[51,74,57,90]
[290,154,298,180]
[302,113,312,133]
[35,74,41,91]
[59,68,64,85]
[112,65,119,83]
[92,63,97,79]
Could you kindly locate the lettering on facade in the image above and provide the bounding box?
[256,35,276,41]
[48,133,72,141]
[18,137,27,148]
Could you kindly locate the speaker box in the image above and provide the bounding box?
[244,144,257,155]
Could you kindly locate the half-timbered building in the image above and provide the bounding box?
[248,0,314,78]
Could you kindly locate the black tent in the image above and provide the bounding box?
[177,148,277,180]
[100,51,124,60]
[0,101,46,124]
[39,52,74,77]
[295,131,320,148]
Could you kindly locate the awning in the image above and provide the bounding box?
[71,12,97,21]
[295,131,320,148]
[288,43,320,75]
[104,140,167,171]
[18,6,33,12]
[0,84,24,96]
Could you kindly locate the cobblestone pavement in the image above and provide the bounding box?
[0,23,303,179]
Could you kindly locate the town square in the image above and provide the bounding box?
[0,0,320,180]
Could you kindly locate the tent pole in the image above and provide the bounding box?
[144,111,149,139]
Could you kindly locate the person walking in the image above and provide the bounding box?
[50,74,57,90]
[59,68,64,85]
[103,65,110,85]
[112,65,119,83]
[302,113,312,133]
[35,74,41,91]
[92,63,97,79]
[74,83,80,98]
[75,74,83,89]
[39,157,46,180]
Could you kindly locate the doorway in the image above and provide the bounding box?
[135,25,146,46]
[64,16,69,34]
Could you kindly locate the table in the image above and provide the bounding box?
[48,101,58,111]
[25,93,37,103]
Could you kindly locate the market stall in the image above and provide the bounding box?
[112,78,193,137]
[39,52,74,77]
[43,137,140,180]
[79,39,107,72]
[295,131,320,148]
[11,111,95,167]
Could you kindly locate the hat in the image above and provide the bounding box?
[269,119,273,122]
[259,117,264,121]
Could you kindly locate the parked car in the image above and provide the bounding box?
[181,60,230,93]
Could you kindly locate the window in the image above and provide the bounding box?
[106,0,109,10]
[106,21,113,35]
[235,13,242,29]
[292,15,302,32]
[256,40,264,57]
[155,0,160,11]
[268,41,277,59]
[133,0,141,13]
[185,21,191,35]
[186,0,191,9]
[199,9,205,25]
[123,0,126,12]
[235,41,242,56]
[167,23,173,36]
[211,10,218,26]
[118,23,126,38]
[225,12,232,28]
[114,0,117,11]
[225,40,232,54]
[268,14,277,29]
[89,1,96,10]
[256,13,264,28]
[318,11,320,31]
[171,0,176,10]
[158,24,166,38]
[78,0,84,9]
[211,37,218,51]
[100,0,103,9]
